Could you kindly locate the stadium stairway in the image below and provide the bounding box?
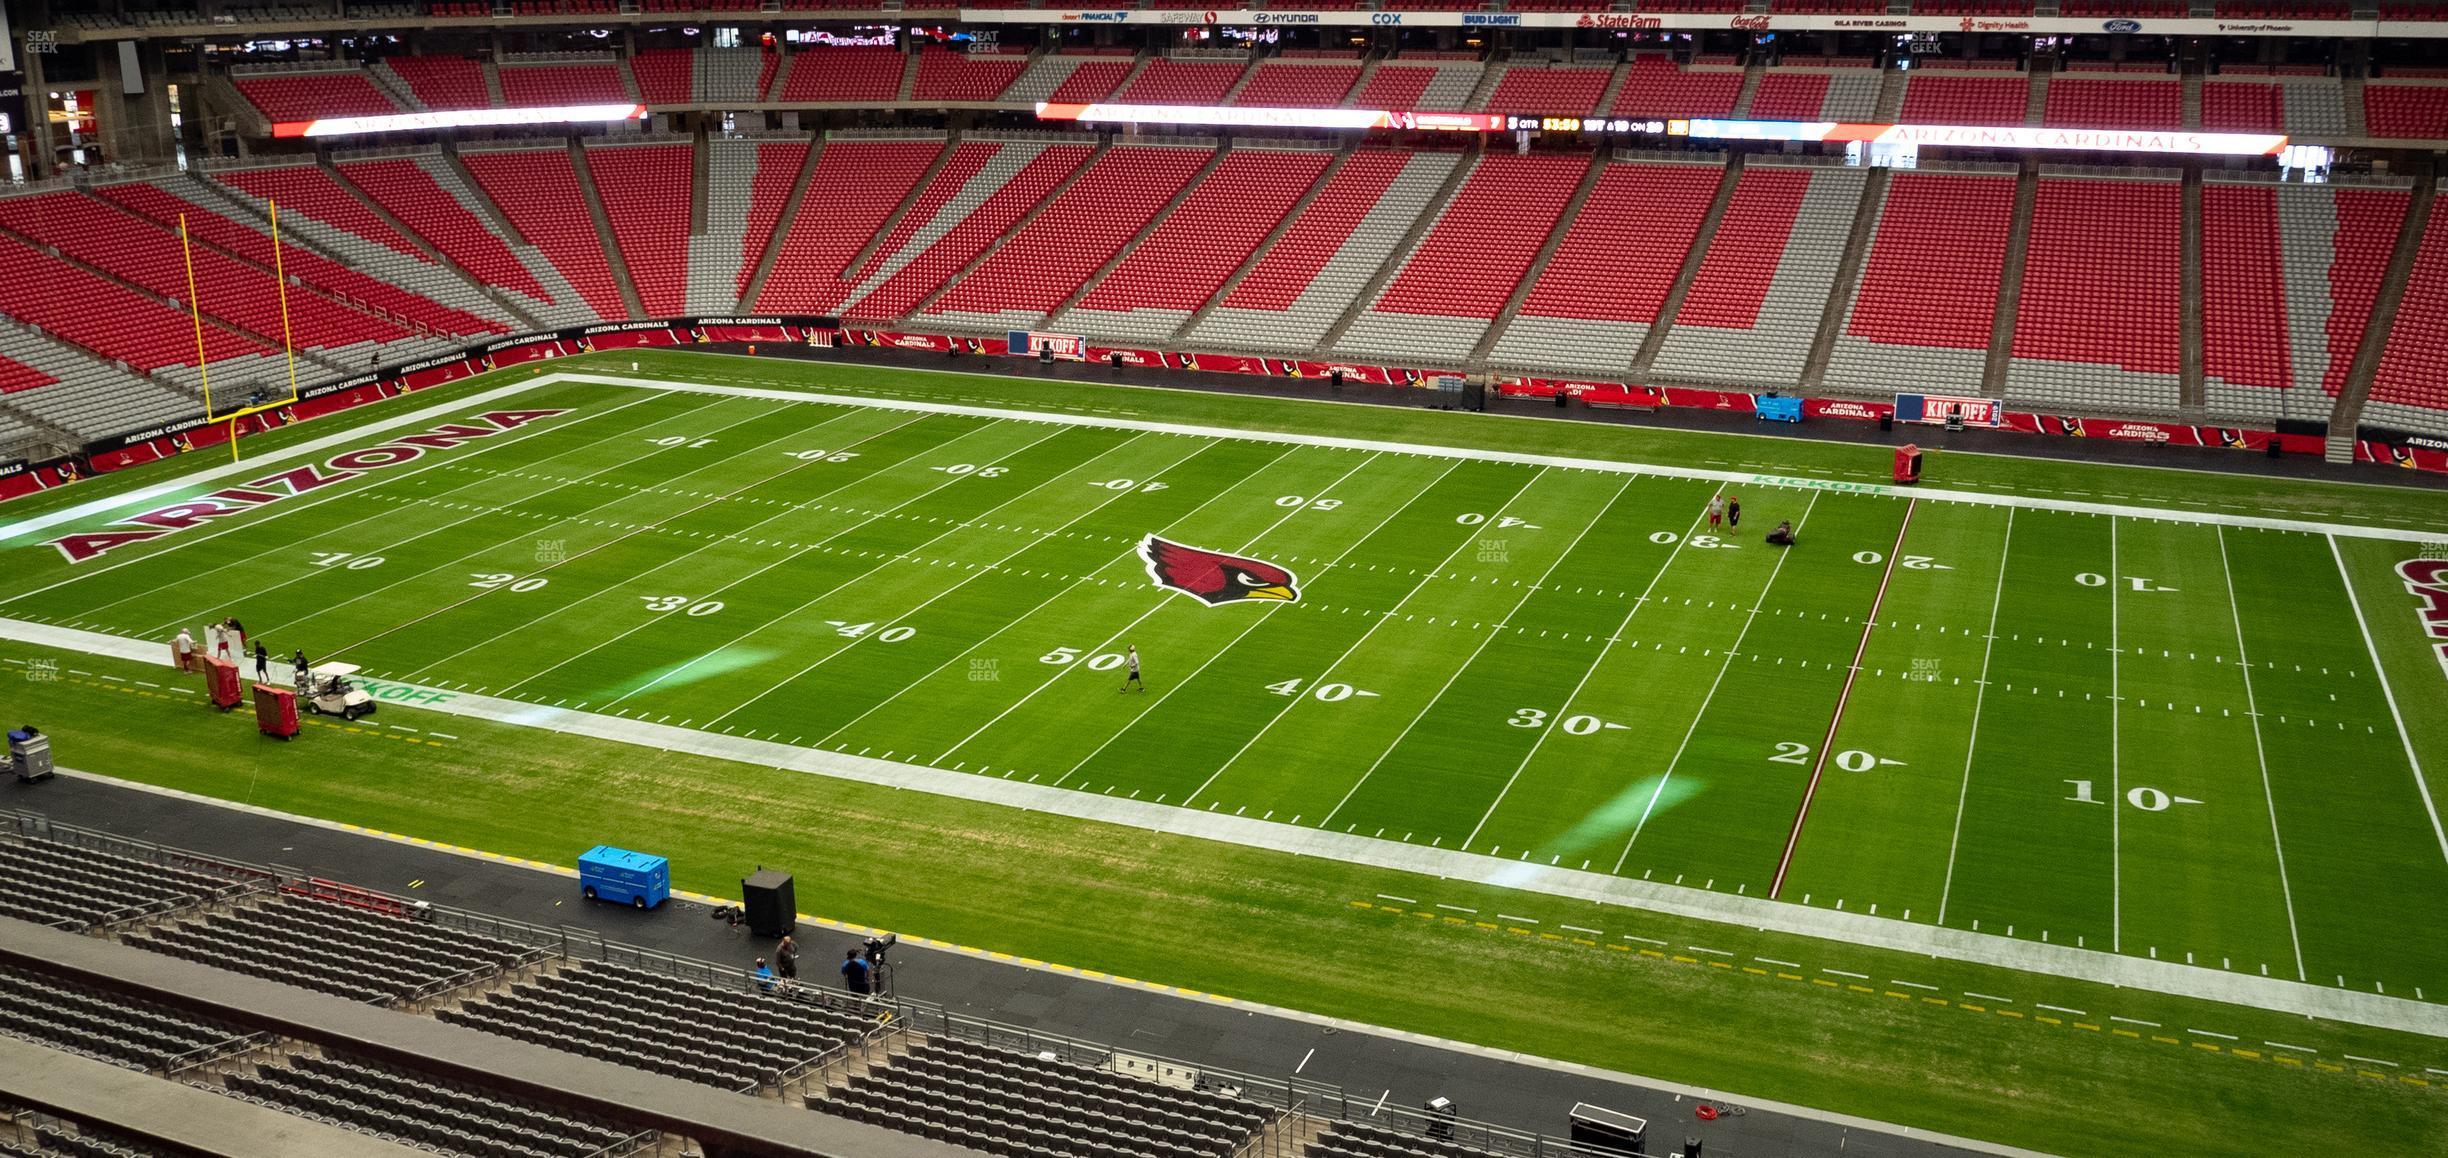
[1632,153,1746,376]
[426,150,602,328]
[1730,58,1765,118]
[900,138,1111,323]
[1466,156,1609,366]
[737,134,825,311]
[570,140,647,320]
[1044,144,1234,329]
[1872,62,1907,123]
[2181,166,2209,414]
[1338,55,1382,109]
[1799,165,1893,391]
[1164,146,1354,345]
[1981,162,2043,398]
[1315,144,1480,353]
[2330,176,2439,454]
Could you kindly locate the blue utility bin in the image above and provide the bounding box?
[578,846,669,910]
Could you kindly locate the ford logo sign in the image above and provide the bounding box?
[2102,18,2142,32]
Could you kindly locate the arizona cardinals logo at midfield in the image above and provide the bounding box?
[1140,536,1301,606]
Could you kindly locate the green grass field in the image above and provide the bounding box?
[6,352,2448,1154]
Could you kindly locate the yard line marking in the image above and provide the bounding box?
[2345,1054,2398,1067]
[1755,958,1802,969]
[324,404,904,662]
[1497,914,1539,925]
[806,443,1308,750]
[1315,469,1630,829]
[1178,458,1537,807]
[1770,498,1916,899]
[1937,508,2012,925]
[1615,491,1823,872]
[934,449,1388,766]
[1823,969,1869,979]
[2264,1041,2316,1053]
[1687,946,1731,956]
[2215,525,2307,982]
[1436,904,1477,913]
[1080,456,1488,796]
[2035,1003,2086,1015]
[2109,1015,2160,1027]
[1374,894,1417,905]
[1890,980,1936,990]
[624,429,1203,718]
[1963,991,2014,1004]
[2327,535,2448,870]
[45,390,680,630]
[448,410,948,689]
[1560,924,1602,936]
[1623,935,1668,946]
[2110,516,2123,953]
[2189,1029,2239,1040]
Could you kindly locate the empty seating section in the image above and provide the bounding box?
[913,47,1024,103]
[2312,188,2412,400]
[2043,77,2181,129]
[2006,176,2184,412]
[692,141,755,313]
[0,837,250,931]
[699,47,767,104]
[1825,172,2015,395]
[2203,81,2284,132]
[463,150,631,319]
[1490,162,1720,375]
[438,960,868,1090]
[837,142,1092,320]
[123,895,539,1005]
[0,355,52,394]
[1009,55,1133,106]
[233,72,400,122]
[1339,153,1589,363]
[0,1116,172,1158]
[1900,72,2029,125]
[586,144,693,318]
[1119,60,1247,105]
[0,234,267,372]
[629,47,693,105]
[1747,73,1830,120]
[2200,183,2291,408]
[1069,150,1331,341]
[738,140,812,301]
[1190,150,1451,353]
[1653,165,1863,388]
[781,47,906,103]
[1482,66,1611,116]
[757,138,940,313]
[94,182,499,340]
[382,56,490,109]
[1309,1119,1491,1158]
[2365,82,2448,139]
[2366,188,2448,433]
[497,62,629,107]
[1354,62,1481,111]
[0,192,414,358]
[218,165,423,261]
[818,1036,1271,1158]
[338,158,552,306]
[930,146,1212,327]
[221,1052,637,1158]
[0,962,251,1071]
[1233,62,1362,108]
[1609,57,1742,118]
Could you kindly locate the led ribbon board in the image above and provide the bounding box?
[1674,119,2290,157]
[272,103,649,139]
[1035,102,1505,132]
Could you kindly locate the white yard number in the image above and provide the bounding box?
[1266,679,1365,702]
[1651,532,1726,548]
[308,551,383,570]
[933,464,1007,477]
[1276,495,1342,510]
[789,449,860,463]
[1455,513,1539,529]
[832,622,916,642]
[1770,741,1811,764]
[1040,646,1123,669]
[1854,551,1945,570]
[2064,780,2197,810]
[1511,708,1608,734]
[1091,479,1169,493]
[469,572,548,592]
[640,595,724,616]
[649,436,715,448]
[1769,743,1887,771]
[2075,572,2107,587]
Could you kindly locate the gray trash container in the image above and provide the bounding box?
[7,732,52,783]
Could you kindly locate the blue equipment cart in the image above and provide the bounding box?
[578,846,670,909]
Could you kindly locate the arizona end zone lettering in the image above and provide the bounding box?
[2400,559,2448,683]
[49,410,568,563]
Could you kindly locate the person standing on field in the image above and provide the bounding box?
[1121,645,1144,693]
[1726,494,1742,534]
[209,622,231,662]
[172,629,196,673]
[1705,494,1726,531]
[253,642,271,684]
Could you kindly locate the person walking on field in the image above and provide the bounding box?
[209,622,232,662]
[1120,645,1144,693]
[252,642,271,684]
[1705,494,1726,531]
[172,629,196,673]
[1726,494,1742,534]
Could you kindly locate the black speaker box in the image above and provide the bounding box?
[741,869,796,938]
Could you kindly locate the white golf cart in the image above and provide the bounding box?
[300,662,376,720]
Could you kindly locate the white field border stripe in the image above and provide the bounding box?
[12,613,2443,1041]
[2110,516,2124,954]
[0,378,559,545]
[510,374,2442,543]
[1937,508,2012,925]
[2327,534,2448,870]
[2216,525,2308,982]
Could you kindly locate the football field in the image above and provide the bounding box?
[8,372,2448,1011]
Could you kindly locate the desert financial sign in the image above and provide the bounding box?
[50,410,569,563]
[2399,558,2448,684]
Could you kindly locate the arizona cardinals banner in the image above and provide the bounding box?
[2397,558,2448,686]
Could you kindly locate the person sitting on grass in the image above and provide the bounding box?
[1765,520,1796,547]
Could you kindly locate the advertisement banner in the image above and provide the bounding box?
[1896,392,2005,426]
[961,9,2431,38]
[1010,330,1090,361]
